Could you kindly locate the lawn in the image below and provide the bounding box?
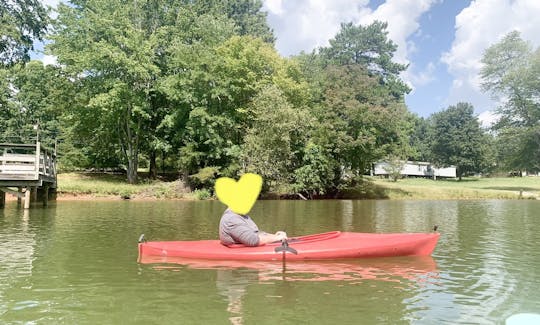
[370,176,540,200]
[55,173,540,200]
[57,172,190,199]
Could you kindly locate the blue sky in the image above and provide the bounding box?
[262,0,540,124]
[36,0,540,124]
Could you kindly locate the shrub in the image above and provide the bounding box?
[192,188,212,200]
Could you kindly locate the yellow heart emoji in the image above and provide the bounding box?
[215,173,263,215]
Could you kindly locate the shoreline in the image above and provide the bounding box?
[3,192,191,202]
[2,175,538,202]
[3,191,536,202]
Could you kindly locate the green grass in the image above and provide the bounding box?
[370,176,540,200]
[56,172,540,200]
[57,173,191,199]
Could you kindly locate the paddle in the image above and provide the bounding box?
[274,239,298,255]
[275,239,297,277]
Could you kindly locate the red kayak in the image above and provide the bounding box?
[138,231,440,261]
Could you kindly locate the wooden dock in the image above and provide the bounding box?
[0,142,57,208]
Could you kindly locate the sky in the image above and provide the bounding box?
[35,0,540,124]
[261,0,540,125]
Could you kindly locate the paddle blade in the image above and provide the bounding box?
[274,240,298,255]
[275,246,298,254]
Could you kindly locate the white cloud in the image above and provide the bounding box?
[263,0,438,62]
[41,55,57,66]
[356,0,439,92]
[263,0,372,56]
[408,61,436,89]
[478,110,500,129]
[442,0,540,113]
[357,0,437,65]
[41,0,61,8]
[263,0,438,93]
[264,0,284,15]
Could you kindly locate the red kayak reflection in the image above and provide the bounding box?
[138,255,438,283]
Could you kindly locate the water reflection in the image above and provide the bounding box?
[140,255,438,282]
[141,255,440,324]
[216,268,257,325]
[0,207,36,316]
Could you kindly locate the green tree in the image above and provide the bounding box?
[293,141,335,198]
[49,0,162,182]
[49,0,268,182]
[321,21,410,98]
[193,0,275,43]
[480,31,540,173]
[430,103,492,180]
[0,67,19,140]
[408,114,432,162]
[1,0,49,143]
[0,0,49,66]
[241,85,312,188]
[316,64,412,177]
[294,20,413,188]
[382,155,406,182]
[167,35,310,177]
[0,61,76,150]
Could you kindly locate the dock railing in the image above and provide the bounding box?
[0,142,57,208]
[0,142,57,183]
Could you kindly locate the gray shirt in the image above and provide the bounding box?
[219,209,262,247]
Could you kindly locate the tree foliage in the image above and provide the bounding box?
[429,103,493,179]
[3,5,483,195]
[293,142,335,197]
[309,63,412,182]
[242,86,311,186]
[408,114,432,162]
[321,21,410,98]
[0,0,49,66]
[0,61,74,148]
[47,0,273,183]
[480,31,540,173]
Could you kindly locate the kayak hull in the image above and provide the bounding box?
[138,231,440,261]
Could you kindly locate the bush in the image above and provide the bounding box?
[192,188,212,200]
[188,166,220,189]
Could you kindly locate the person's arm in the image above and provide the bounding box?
[258,231,287,245]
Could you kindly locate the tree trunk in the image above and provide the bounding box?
[127,156,138,184]
[120,105,140,184]
[149,150,157,179]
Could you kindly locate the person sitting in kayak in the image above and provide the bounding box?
[219,208,287,246]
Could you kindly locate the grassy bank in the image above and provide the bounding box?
[369,176,540,200]
[54,173,540,200]
[57,173,192,199]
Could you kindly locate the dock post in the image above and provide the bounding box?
[0,190,5,208]
[43,185,49,207]
[17,187,22,206]
[31,187,38,202]
[24,187,31,209]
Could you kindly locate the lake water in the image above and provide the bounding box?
[1,199,539,324]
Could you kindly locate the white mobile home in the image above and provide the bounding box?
[373,161,456,179]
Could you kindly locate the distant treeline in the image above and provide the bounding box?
[1,0,538,196]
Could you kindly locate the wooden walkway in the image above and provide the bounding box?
[0,142,57,208]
